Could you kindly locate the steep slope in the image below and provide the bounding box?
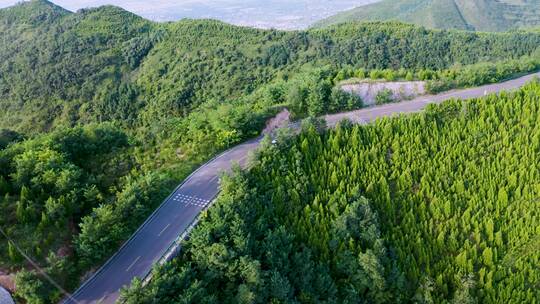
[0,0,155,131]
[0,0,69,23]
[316,0,540,32]
[122,81,540,303]
[134,20,540,125]
[1,2,540,303]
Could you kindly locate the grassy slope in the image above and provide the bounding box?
[315,0,540,32]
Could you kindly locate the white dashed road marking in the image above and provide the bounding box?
[126,256,140,272]
[158,223,171,237]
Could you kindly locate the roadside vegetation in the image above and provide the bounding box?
[123,81,540,303]
[375,89,396,105]
[1,1,540,303]
[335,51,540,94]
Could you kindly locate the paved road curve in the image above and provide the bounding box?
[66,72,539,304]
[325,72,540,126]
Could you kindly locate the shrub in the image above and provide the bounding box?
[375,88,395,105]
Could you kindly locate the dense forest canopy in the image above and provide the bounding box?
[315,0,540,32]
[123,82,540,303]
[2,1,540,133]
[0,124,175,302]
[0,1,540,303]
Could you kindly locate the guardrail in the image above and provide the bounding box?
[140,136,273,285]
[68,117,350,302]
[65,73,540,303]
[141,196,215,285]
[66,136,264,303]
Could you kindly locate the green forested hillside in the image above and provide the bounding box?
[1,1,540,303]
[2,1,540,134]
[123,81,540,303]
[0,0,156,131]
[316,0,540,32]
[0,124,176,302]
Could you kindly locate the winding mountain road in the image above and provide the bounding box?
[66,71,539,304]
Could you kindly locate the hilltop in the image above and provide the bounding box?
[315,0,540,32]
[1,1,540,303]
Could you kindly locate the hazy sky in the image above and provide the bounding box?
[0,0,379,29]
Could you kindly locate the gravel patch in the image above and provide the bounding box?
[263,109,291,134]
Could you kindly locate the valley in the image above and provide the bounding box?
[0,0,381,29]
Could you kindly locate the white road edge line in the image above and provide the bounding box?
[126,256,141,272]
[158,223,171,237]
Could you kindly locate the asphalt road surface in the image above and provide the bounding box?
[325,72,540,126]
[66,72,539,304]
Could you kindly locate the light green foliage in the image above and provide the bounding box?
[0,124,174,303]
[2,1,540,302]
[121,163,400,303]
[426,55,540,93]
[337,53,540,95]
[0,1,154,132]
[330,87,364,113]
[14,270,49,304]
[376,88,395,105]
[2,2,540,134]
[13,253,75,304]
[75,172,170,269]
[126,82,540,303]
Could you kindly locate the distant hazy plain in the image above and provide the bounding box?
[0,0,379,29]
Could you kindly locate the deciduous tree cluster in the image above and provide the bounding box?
[124,81,540,303]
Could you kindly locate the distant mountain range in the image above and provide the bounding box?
[3,1,540,304]
[0,0,380,29]
[3,0,539,133]
[315,0,540,32]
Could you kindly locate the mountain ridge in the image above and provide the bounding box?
[0,0,69,24]
[1,1,540,303]
[315,0,540,32]
[3,0,540,134]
